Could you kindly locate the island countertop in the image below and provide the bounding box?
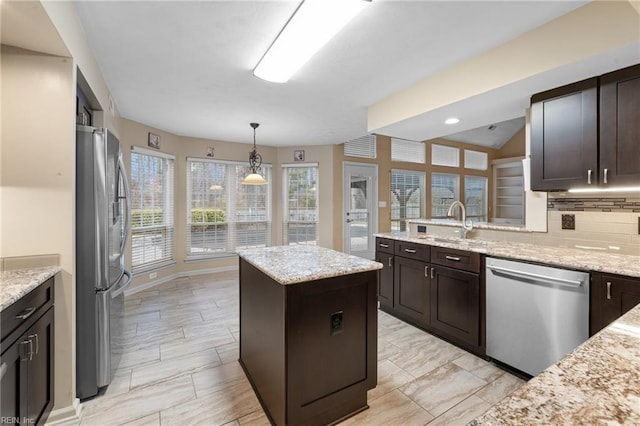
[237,245,383,285]
[470,302,640,425]
[376,232,640,278]
[0,266,60,312]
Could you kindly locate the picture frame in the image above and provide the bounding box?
[294,149,305,162]
[207,147,215,157]
[148,132,160,149]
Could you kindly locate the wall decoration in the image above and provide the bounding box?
[148,132,160,149]
[294,149,305,162]
[207,147,215,157]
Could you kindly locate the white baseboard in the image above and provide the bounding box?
[45,398,82,425]
[125,265,238,296]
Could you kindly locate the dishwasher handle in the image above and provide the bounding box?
[487,264,584,288]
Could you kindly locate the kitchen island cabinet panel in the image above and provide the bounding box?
[375,252,394,309]
[590,273,640,335]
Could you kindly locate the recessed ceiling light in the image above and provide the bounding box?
[445,118,460,125]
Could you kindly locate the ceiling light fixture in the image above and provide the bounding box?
[253,0,370,83]
[445,118,460,125]
[568,186,640,193]
[241,123,267,185]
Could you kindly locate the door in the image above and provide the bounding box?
[26,308,54,425]
[590,273,640,335]
[393,256,429,327]
[530,78,598,191]
[600,64,640,186]
[1,336,27,425]
[343,163,377,259]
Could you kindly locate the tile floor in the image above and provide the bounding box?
[79,271,526,426]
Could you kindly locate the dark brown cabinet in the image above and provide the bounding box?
[599,64,640,186]
[530,78,598,191]
[393,256,430,327]
[1,278,55,426]
[590,273,640,336]
[531,64,640,191]
[375,252,394,310]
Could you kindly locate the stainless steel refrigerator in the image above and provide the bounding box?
[76,125,132,400]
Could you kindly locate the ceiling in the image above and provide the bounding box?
[70,0,605,148]
[443,117,525,149]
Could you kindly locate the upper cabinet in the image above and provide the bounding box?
[530,64,640,191]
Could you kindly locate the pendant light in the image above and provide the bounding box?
[242,123,267,185]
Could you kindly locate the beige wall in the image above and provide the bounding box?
[496,127,526,159]
[0,45,75,411]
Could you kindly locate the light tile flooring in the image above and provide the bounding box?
[79,272,526,426]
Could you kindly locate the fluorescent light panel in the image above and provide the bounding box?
[254,0,369,83]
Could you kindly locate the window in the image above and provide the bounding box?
[344,134,377,159]
[465,176,488,222]
[391,170,424,231]
[130,148,175,272]
[431,144,459,167]
[431,173,459,218]
[391,138,425,164]
[282,164,318,245]
[464,150,488,170]
[186,158,271,258]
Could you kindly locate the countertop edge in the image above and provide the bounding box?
[0,266,61,312]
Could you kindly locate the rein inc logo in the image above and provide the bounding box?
[1,418,35,424]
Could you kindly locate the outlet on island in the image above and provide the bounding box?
[149,272,157,280]
[330,311,344,335]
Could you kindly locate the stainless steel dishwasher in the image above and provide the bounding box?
[486,257,589,376]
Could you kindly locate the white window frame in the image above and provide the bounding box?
[391,138,426,164]
[464,175,488,222]
[431,172,459,218]
[282,163,319,245]
[130,146,175,273]
[390,169,425,232]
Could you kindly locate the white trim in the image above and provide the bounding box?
[342,161,378,259]
[186,157,273,167]
[45,398,82,425]
[125,264,239,296]
[281,162,319,168]
[131,145,176,160]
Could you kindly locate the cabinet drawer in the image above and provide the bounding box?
[430,246,480,273]
[376,238,395,254]
[395,241,429,261]
[1,277,54,343]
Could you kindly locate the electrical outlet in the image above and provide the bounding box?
[330,311,344,336]
[149,272,157,280]
[562,214,575,230]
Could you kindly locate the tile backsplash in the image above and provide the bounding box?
[548,195,640,212]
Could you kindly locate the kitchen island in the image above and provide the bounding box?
[237,246,382,426]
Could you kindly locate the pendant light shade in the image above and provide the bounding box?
[242,123,267,185]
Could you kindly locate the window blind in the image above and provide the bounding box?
[391,138,425,164]
[186,158,271,258]
[391,169,424,231]
[282,165,319,245]
[464,149,488,170]
[130,148,175,272]
[431,144,460,167]
[344,135,377,159]
[464,176,488,221]
[431,173,459,218]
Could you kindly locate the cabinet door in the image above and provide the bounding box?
[1,336,29,425]
[590,273,640,336]
[530,78,598,191]
[600,64,640,186]
[393,256,429,326]
[430,266,480,348]
[375,252,394,309]
[26,308,54,425]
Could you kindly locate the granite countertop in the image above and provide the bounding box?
[470,303,640,425]
[0,266,60,312]
[237,245,383,285]
[409,218,531,233]
[376,232,640,278]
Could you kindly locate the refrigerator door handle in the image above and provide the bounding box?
[111,269,132,298]
[117,155,131,252]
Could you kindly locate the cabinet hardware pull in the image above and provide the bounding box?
[404,248,416,254]
[0,363,7,380]
[445,255,461,262]
[424,266,429,278]
[587,169,592,185]
[388,257,393,267]
[379,243,389,248]
[15,307,36,320]
[430,267,435,280]
[28,334,39,355]
[20,340,33,362]
[603,168,608,184]
[606,281,612,300]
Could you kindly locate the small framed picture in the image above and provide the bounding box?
[207,147,215,157]
[148,132,160,149]
[294,149,305,162]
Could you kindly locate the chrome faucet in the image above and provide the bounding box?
[447,201,473,238]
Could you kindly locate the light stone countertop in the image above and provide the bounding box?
[470,303,640,425]
[409,218,531,233]
[237,245,383,285]
[376,232,640,278]
[0,266,60,312]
